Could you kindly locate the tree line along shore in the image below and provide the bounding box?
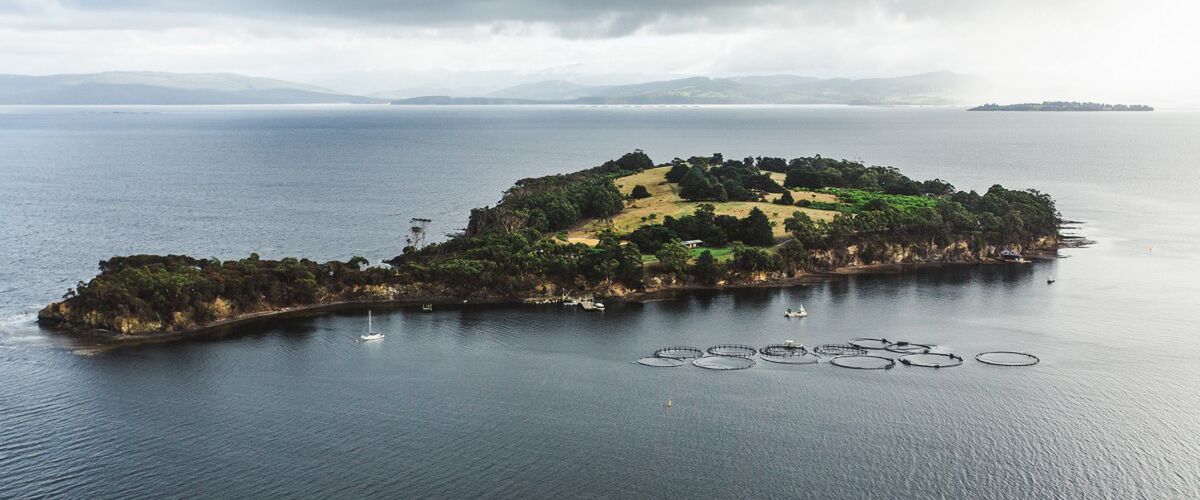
[39,151,1062,336]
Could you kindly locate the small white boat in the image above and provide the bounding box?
[580,298,605,311]
[593,301,605,311]
[360,311,385,341]
[421,303,433,312]
[784,306,807,318]
[562,297,579,306]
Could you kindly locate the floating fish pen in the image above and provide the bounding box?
[975,351,1040,366]
[813,344,868,356]
[706,344,758,358]
[848,338,893,350]
[898,352,963,368]
[636,356,685,367]
[653,346,704,360]
[693,356,756,370]
[885,341,934,354]
[828,355,896,370]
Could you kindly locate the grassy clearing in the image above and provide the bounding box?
[819,188,938,213]
[569,166,839,245]
[641,245,738,264]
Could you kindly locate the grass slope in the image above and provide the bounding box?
[566,166,838,246]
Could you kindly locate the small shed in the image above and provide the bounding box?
[681,239,704,249]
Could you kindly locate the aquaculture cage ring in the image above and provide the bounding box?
[898,352,963,368]
[828,355,896,370]
[813,344,868,357]
[760,344,809,356]
[848,338,894,350]
[975,351,1040,367]
[693,356,756,370]
[637,357,685,367]
[760,352,821,365]
[759,344,819,364]
[706,344,758,358]
[885,341,934,354]
[653,346,704,360]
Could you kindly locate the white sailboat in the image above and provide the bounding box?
[360,311,385,341]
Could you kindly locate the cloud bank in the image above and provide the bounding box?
[1,0,1197,103]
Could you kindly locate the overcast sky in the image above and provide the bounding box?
[2,0,1197,102]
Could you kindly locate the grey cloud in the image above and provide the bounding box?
[45,0,1049,37]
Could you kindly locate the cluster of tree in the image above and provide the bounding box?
[389,228,644,292]
[668,156,784,202]
[783,184,1059,259]
[625,204,775,253]
[781,156,954,196]
[52,254,393,331]
[467,151,653,235]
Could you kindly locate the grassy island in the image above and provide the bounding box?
[39,151,1062,336]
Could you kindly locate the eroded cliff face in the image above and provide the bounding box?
[806,237,1058,271]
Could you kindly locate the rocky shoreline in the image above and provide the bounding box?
[39,247,1059,343]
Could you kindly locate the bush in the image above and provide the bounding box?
[629,185,651,199]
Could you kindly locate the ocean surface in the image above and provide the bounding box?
[1,105,1198,498]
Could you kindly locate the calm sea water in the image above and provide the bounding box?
[1,105,1198,498]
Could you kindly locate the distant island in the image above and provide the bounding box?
[39,151,1062,337]
[969,101,1153,112]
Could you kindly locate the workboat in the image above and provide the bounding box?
[784,306,807,318]
[580,298,605,311]
[359,311,384,341]
[421,303,433,312]
[1047,277,1056,284]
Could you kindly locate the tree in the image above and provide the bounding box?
[774,190,795,205]
[785,211,824,248]
[740,207,776,246]
[655,240,691,276]
[693,250,720,285]
[629,185,651,199]
[777,239,808,274]
[666,160,690,183]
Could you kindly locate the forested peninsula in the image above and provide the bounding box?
[39,151,1062,337]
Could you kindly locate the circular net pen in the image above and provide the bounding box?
[706,344,758,358]
[829,355,896,370]
[885,341,934,354]
[813,344,868,357]
[848,338,894,350]
[693,356,756,370]
[636,357,685,367]
[653,346,704,360]
[761,344,809,356]
[759,344,819,364]
[898,352,963,368]
[975,351,1040,366]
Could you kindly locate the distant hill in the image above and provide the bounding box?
[396,72,978,105]
[0,72,384,105]
[969,101,1153,111]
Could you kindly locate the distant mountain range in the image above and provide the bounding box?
[0,72,384,105]
[394,72,979,106]
[0,71,979,105]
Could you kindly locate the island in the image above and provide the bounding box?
[969,101,1152,111]
[38,151,1063,337]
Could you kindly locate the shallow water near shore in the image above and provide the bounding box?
[2,105,1199,498]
